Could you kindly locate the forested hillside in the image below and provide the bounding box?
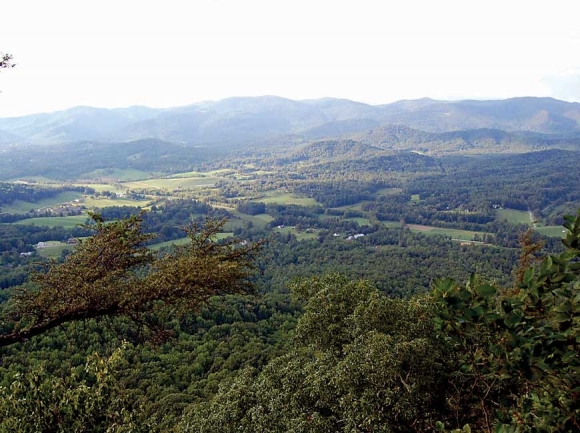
[1,97,580,431]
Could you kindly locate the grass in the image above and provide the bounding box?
[83,196,153,208]
[124,176,222,190]
[410,194,421,203]
[35,241,75,258]
[381,220,403,229]
[496,208,531,225]
[251,193,318,206]
[223,213,274,231]
[150,233,234,251]
[376,187,403,196]
[15,215,89,228]
[1,191,85,214]
[82,168,152,181]
[406,224,490,242]
[275,226,318,241]
[71,183,127,193]
[333,202,366,212]
[536,226,567,238]
[344,217,372,226]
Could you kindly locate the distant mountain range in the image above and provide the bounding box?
[1,96,580,147]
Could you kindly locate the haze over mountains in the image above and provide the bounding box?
[1,96,580,148]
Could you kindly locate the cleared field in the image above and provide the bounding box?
[251,193,318,206]
[344,217,372,226]
[333,202,366,211]
[124,176,222,190]
[496,209,531,225]
[275,226,318,241]
[150,232,234,251]
[82,168,152,181]
[72,182,127,193]
[224,213,274,231]
[406,224,490,241]
[381,220,403,229]
[15,215,89,228]
[72,183,126,193]
[83,196,153,208]
[410,194,421,203]
[376,187,403,196]
[169,169,233,179]
[36,241,74,258]
[1,191,85,214]
[536,226,567,238]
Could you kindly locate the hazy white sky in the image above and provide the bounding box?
[1,0,580,117]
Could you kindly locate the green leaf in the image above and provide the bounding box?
[475,285,496,298]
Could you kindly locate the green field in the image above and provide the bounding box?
[410,194,421,203]
[1,191,85,214]
[150,233,234,251]
[83,196,153,209]
[71,183,127,193]
[275,226,318,241]
[496,208,531,225]
[251,193,319,206]
[406,224,490,242]
[124,176,222,190]
[333,202,366,212]
[381,220,403,229]
[376,187,403,197]
[36,241,75,258]
[536,226,567,238]
[224,213,274,231]
[15,215,89,228]
[82,168,152,181]
[344,217,372,226]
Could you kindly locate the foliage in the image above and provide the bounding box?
[433,209,580,431]
[0,53,14,70]
[181,275,450,432]
[0,212,259,347]
[0,345,145,432]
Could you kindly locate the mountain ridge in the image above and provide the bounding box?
[1,96,580,146]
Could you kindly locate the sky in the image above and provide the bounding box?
[1,0,580,117]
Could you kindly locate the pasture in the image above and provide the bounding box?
[536,226,567,238]
[1,191,85,214]
[15,215,89,228]
[251,193,318,206]
[82,168,152,181]
[406,224,490,242]
[495,208,531,225]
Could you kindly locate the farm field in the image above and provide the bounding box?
[1,191,85,214]
[251,193,319,206]
[496,208,531,225]
[344,217,372,226]
[14,215,89,228]
[71,183,127,193]
[275,226,318,241]
[376,187,403,197]
[536,225,567,238]
[81,168,152,181]
[405,224,491,241]
[150,232,235,251]
[123,176,223,190]
[35,241,74,258]
[224,213,274,231]
[82,196,153,208]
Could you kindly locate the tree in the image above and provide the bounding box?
[0,53,14,70]
[433,209,580,431]
[0,212,260,348]
[0,345,145,432]
[182,275,450,432]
